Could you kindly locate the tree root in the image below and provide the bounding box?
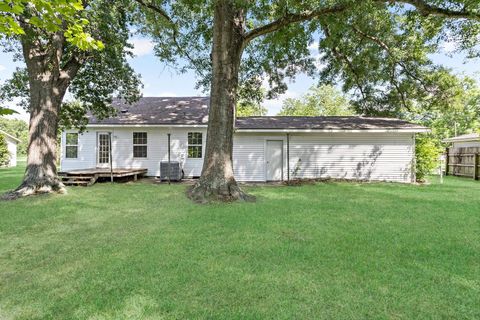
[1,179,66,200]
[187,179,256,204]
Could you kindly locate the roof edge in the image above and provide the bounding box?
[0,130,21,142]
[84,124,428,133]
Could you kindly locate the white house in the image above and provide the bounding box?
[0,129,20,167]
[60,97,428,183]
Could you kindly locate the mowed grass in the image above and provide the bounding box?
[0,161,479,319]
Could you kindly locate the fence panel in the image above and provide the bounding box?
[446,147,480,180]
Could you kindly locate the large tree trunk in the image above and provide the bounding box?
[12,81,67,197]
[2,33,77,200]
[188,1,254,203]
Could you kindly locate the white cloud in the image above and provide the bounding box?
[128,38,154,57]
[0,65,5,72]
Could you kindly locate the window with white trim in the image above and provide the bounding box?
[133,132,147,158]
[188,132,202,158]
[65,133,78,158]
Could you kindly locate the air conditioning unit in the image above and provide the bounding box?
[160,161,183,181]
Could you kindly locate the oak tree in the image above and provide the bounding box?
[135,0,480,202]
[0,0,141,198]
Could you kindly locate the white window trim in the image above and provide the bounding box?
[133,132,148,159]
[65,132,79,159]
[187,132,203,159]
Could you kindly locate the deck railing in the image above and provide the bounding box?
[445,147,479,180]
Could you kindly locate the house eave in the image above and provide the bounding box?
[235,128,430,133]
[443,138,480,143]
[83,124,428,133]
[0,130,21,143]
[86,124,209,128]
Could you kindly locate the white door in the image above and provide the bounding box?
[97,133,110,167]
[266,140,283,181]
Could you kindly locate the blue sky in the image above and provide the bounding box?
[0,37,478,122]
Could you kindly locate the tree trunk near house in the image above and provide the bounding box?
[188,1,254,203]
[11,82,68,198]
[2,35,77,200]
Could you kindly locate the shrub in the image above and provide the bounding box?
[415,135,441,182]
[0,134,10,166]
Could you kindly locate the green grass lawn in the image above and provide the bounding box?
[0,161,479,319]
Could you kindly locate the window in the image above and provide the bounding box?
[65,133,78,158]
[188,132,202,158]
[133,132,147,158]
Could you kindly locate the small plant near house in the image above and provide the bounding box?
[285,159,305,186]
[0,134,10,167]
[415,136,441,182]
[292,159,302,180]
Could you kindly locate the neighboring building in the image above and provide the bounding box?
[60,97,428,183]
[443,133,480,148]
[0,129,21,167]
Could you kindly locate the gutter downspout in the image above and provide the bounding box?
[167,133,171,185]
[109,132,113,183]
[287,133,290,183]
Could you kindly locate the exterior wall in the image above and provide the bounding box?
[452,141,480,148]
[5,136,17,167]
[61,128,415,183]
[60,127,207,177]
[233,132,414,183]
[287,132,414,183]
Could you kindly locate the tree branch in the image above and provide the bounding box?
[58,54,85,90]
[323,26,367,103]
[244,0,479,47]
[391,0,480,20]
[243,5,348,45]
[350,25,433,94]
[133,0,203,73]
[133,0,174,24]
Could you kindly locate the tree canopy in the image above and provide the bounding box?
[278,84,355,116]
[0,133,9,166]
[133,0,480,202]
[0,0,142,123]
[404,73,480,143]
[0,0,144,198]
[137,0,480,114]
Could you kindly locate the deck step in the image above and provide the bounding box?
[62,181,90,186]
[60,175,97,186]
[59,175,95,180]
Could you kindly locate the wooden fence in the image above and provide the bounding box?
[445,147,479,180]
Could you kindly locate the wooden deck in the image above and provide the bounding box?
[58,168,148,186]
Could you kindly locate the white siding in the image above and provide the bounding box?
[233,135,266,181]
[287,132,414,183]
[60,130,97,171]
[5,136,17,167]
[60,127,207,177]
[61,128,415,183]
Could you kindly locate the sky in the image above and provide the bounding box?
[0,37,479,123]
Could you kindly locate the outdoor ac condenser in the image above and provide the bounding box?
[160,161,183,181]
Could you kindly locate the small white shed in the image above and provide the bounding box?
[0,129,21,167]
[443,133,480,148]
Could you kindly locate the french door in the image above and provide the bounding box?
[97,133,110,168]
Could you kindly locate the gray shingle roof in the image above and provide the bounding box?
[88,97,427,131]
[236,116,425,130]
[88,97,210,125]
